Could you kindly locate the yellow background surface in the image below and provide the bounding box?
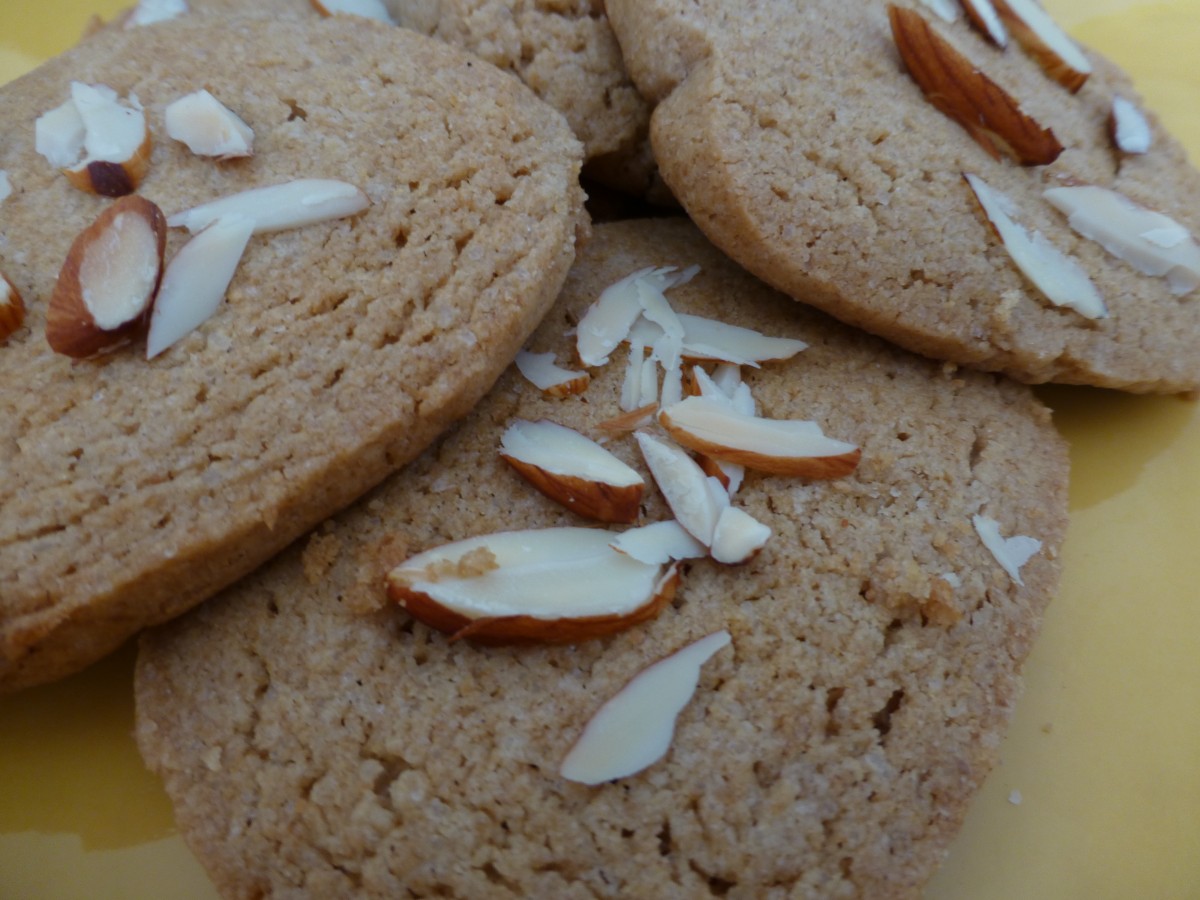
[1,2,1198,898]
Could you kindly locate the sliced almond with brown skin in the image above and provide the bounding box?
[1109,96,1152,155]
[59,83,152,197]
[310,0,394,23]
[597,402,658,438]
[0,271,26,342]
[168,179,370,234]
[560,630,731,785]
[658,396,861,479]
[165,90,254,160]
[46,195,167,358]
[960,0,1009,48]
[709,506,772,565]
[500,419,645,524]
[515,350,590,398]
[888,5,1062,166]
[386,527,677,644]
[992,0,1091,93]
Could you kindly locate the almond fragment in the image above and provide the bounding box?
[597,403,658,437]
[992,0,1091,92]
[165,90,254,160]
[709,506,772,565]
[973,514,1041,585]
[629,312,806,367]
[35,98,86,168]
[0,271,26,342]
[499,419,645,524]
[59,83,152,196]
[609,521,707,565]
[635,431,726,545]
[560,630,731,785]
[146,215,255,359]
[46,195,167,358]
[888,5,1062,165]
[658,396,861,479]
[310,0,394,23]
[125,0,188,27]
[960,0,1009,48]
[515,350,590,398]
[965,174,1107,318]
[168,179,370,234]
[386,527,676,643]
[1109,97,1152,155]
[1044,185,1200,296]
[0,170,11,203]
[918,0,959,22]
[576,266,696,367]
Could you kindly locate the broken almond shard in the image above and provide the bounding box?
[165,90,254,160]
[597,403,658,437]
[576,266,695,367]
[60,82,151,196]
[146,215,255,359]
[635,431,724,545]
[168,179,370,234]
[609,521,707,565]
[709,507,772,565]
[35,99,86,168]
[961,0,1009,48]
[560,630,731,785]
[631,313,807,367]
[973,514,1041,585]
[46,195,167,358]
[1043,185,1200,296]
[1109,96,1152,155]
[499,419,645,524]
[888,5,1063,165]
[515,350,590,398]
[658,396,861,479]
[125,0,188,26]
[1,271,26,342]
[386,527,675,643]
[965,174,1107,318]
[992,0,1091,92]
[310,0,394,22]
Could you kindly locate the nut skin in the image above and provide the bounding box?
[500,453,644,524]
[45,194,167,359]
[992,0,1090,93]
[0,272,26,342]
[62,131,152,197]
[887,4,1063,166]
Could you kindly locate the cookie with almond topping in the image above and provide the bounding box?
[605,0,1200,391]
[0,13,587,691]
[136,217,1068,899]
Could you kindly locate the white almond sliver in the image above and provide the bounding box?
[0,171,10,203]
[619,342,645,411]
[973,514,1041,585]
[1044,184,1200,296]
[635,431,723,546]
[72,82,144,163]
[962,0,1009,47]
[165,90,254,159]
[126,0,188,27]
[993,0,1092,91]
[710,506,772,565]
[146,215,255,359]
[1110,96,1152,155]
[609,521,708,565]
[560,630,731,785]
[577,266,683,367]
[34,99,86,168]
[965,173,1107,319]
[168,179,370,234]
[311,0,394,23]
[515,350,589,398]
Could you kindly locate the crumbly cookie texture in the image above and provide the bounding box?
[605,0,1200,391]
[136,218,1068,899]
[0,14,586,691]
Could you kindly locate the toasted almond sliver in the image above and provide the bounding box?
[992,0,1091,92]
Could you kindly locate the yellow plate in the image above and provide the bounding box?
[2,2,1199,897]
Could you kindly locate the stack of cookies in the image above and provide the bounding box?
[2,1,1196,896]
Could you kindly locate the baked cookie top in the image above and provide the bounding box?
[0,14,586,691]
[136,218,1068,898]
[605,0,1200,391]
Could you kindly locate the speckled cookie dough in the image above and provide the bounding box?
[0,14,587,691]
[136,218,1068,899]
[606,0,1200,391]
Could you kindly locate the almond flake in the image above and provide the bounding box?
[560,630,731,785]
[635,431,725,546]
[992,0,1091,92]
[0,271,26,342]
[973,514,1040,585]
[629,312,806,367]
[168,179,370,234]
[125,0,188,26]
[1109,96,1152,155]
[609,521,708,565]
[576,266,695,367]
[0,170,11,203]
[165,90,254,160]
[709,506,772,565]
[515,350,590,398]
[310,0,394,23]
[961,0,1009,48]
[917,0,959,22]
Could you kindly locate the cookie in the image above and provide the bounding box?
[0,14,587,691]
[135,217,1068,898]
[605,0,1200,391]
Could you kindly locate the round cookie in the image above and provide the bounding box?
[135,218,1068,898]
[0,15,587,691]
[604,0,1200,391]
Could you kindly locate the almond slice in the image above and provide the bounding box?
[609,521,707,565]
[1109,96,1152,155]
[597,403,658,437]
[61,82,152,197]
[386,527,676,643]
[635,431,725,545]
[560,630,731,785]
[657,396,861,479]
[125,0,188,27]
[973,514,1041,585]
[965,174,1107,318]
[709,506,772,565]
[515,350,590,398]
[619,340,649,411]
[992,0,1091,92]
[146,215,255,359]
[46,195,167,358]
[576,266,686,367]
[168,179,370,234]
[629,312,806,367]
[888,5,1062,166]
[1043,184,1200,297]
[165,90,254,160]
[500,419,645,524]
[310,0,394,23]
[0,271,26,342]
[918,0,960,22]
[961,0,1009,48]
[0,170,12,203]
